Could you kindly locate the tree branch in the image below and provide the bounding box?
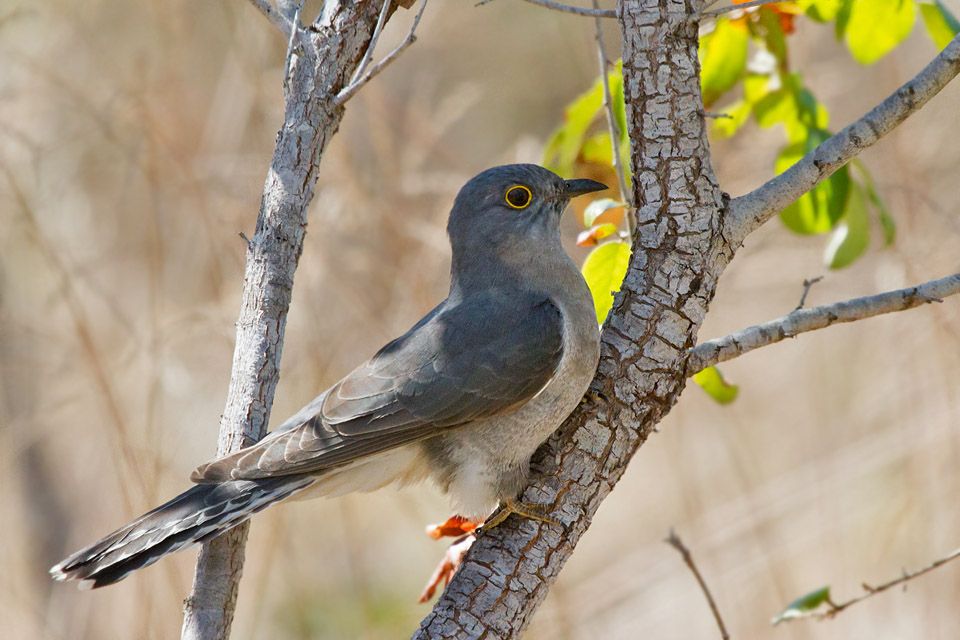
[686,272,960,376]
[725,33,960,246]
[507,0,616,19]
[666,530,730,640]
[702,0,787,18]
[179,3,393,639]
[591,0,633,224]
[779,547,960,624]
[246,0,293,37]
[334,0,428,106]
[417,1,734,635]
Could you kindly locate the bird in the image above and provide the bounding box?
[50,163,607,591]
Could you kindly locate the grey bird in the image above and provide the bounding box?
[50,164,606,589]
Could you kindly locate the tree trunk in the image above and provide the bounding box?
[416,0,735,636]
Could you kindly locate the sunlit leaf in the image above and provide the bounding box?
[692,366,739,405]
[581,241,631,324]
[712,99,753,138]
[824,180,869,268]
[543,79,605,177]
[581,133,614,166]
[700,18,750,107]
[777,132,851,234]
[839,0,917,65]
[772,586,832,625]
[583,198,627,227]
[798,0,842,22]
[576,223,619,247]
[920,0,960,49]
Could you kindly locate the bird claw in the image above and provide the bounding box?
[424,514,480,540]
[417,534,475,603]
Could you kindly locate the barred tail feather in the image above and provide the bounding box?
[50,475,314,589]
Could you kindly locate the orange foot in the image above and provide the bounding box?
[424,514,480,540]
[418,534,475,603]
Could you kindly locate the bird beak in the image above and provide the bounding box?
[562,178,608,198]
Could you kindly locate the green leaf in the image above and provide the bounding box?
[542,79,605,177]
[581,133,614,166]
[692,366,739,405]
[712,99,753,138]
[853,160,896,245]
[581,241,631,324]
[920,0,960,49]
[824,180,870,268]
[583,198,626,227]
[799,0,843,22]
[777,132,851,234]
[840,0,917,65]
[772,586,832,625]
[700,18,750,107]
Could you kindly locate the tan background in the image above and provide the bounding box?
[1,1,958,638]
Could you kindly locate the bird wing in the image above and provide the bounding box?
[191,290,564,482]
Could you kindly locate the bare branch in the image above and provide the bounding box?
[180,3,392,639]
[702,0,788,17]
[590,0,634,229]
[246,0,293,37]
[687,273,960,376]
[781,547,960,623]
[725,33,960,246]
[334,0,428,106]
[794,275,822,311]
[508,0,617,19]
[666,530,731,640]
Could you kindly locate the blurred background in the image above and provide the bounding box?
[1,1,959,638]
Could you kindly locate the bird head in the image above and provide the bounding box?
[448,163,606,251]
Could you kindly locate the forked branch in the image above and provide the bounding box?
[726,33,960,245]
[687,272,960,375]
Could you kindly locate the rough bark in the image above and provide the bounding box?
[180,3,393,639]
[416,0,733,636]
[416,4,960,640]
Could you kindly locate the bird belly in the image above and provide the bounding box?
[289,444,431,501]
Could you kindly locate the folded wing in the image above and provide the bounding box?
[192,290,564,482]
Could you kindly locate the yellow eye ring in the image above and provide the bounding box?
[504,185,533,210]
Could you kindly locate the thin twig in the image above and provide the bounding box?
[702,0,790,18]
[246,0,293,37]
[591,0,633,231]
[511,0,616,18]
[726,33,960,245]
[794,276,823,311]
[704,111,734,119]
[687,272,960,375]
[334,0,428,106]
[350,0,392,85]
[282,3,303,90]
[789,547,960,623]
[666,530,731,640]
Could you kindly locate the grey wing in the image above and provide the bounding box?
[192,291,564,482]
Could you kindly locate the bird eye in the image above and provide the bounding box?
[504,185,532,210]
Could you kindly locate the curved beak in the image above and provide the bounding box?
[562,178,608,198]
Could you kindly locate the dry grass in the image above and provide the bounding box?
[1,1,958,638]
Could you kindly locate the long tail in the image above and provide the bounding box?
[50,475,314,589]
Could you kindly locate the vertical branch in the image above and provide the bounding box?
[179,3,395,639]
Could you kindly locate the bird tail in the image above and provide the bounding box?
[50,475,314,589]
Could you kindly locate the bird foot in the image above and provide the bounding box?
[418,534,475,603]
[476,499,559,534]
[424,514,480,540]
